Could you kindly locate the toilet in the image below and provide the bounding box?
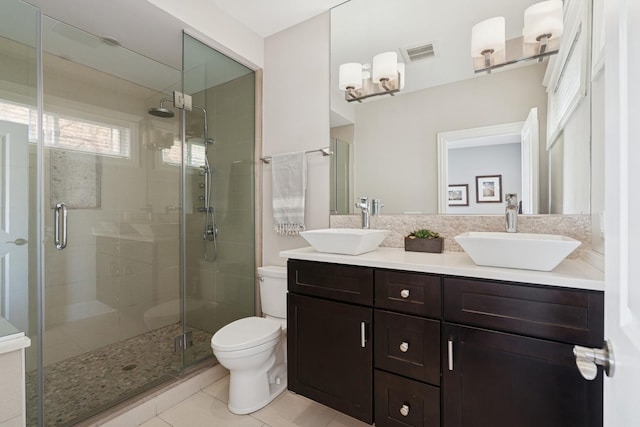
[210,265,288,414]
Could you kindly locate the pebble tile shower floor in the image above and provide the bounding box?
[26,323,212,426]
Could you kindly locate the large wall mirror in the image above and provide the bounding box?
[329,0,594,215]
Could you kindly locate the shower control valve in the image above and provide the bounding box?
[205,225,218,241]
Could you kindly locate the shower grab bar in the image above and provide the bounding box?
[54,202,68,250]
[260,147,333,164]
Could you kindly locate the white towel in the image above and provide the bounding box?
[271,151,307,235]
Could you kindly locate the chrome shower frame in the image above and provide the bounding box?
[148,96,218,262]
[192,105,218,262]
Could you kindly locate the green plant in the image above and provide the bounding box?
[407,228,440,239]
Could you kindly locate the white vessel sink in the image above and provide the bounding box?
[300,228,390,255]
[455,232,581,271]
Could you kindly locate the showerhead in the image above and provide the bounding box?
[148,97,174,118]
[148,107,174,118]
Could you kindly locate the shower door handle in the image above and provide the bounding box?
[54,202,68,250]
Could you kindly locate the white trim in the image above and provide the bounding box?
[545,0,590,147]
[437,122,525,213]
[591,0,605,77]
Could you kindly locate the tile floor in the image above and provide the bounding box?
[139,375,371,427]
[27,322,212,426]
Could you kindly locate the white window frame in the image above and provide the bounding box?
[543,0,590,149]
[0,87,139,165]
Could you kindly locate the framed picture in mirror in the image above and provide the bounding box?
[476,175,502,203]
[448,184,469,206]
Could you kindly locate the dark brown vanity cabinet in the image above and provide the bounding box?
[287,260,604,427]
[442,277,604,427]
[287,260,374,423]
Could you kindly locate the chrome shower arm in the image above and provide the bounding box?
[192,105,209,142]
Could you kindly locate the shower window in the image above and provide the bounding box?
[0,100,37,140]
[0,99,132,157]
[162,139,205,168]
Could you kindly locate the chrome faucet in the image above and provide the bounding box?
[371,199,384,216]
[505,193,518,233]
[355,197,370,229]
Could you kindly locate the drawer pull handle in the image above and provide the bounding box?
[399,341,409,353]
[448,339,454,371]
[361,322,367,348]
[400,404,410,417]
[400,289,410,299]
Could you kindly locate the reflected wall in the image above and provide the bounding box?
[351,63,549,214]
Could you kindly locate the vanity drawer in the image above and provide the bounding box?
[375,270,441,317]
[288,260,373,305]
[374,310,440,385]
[374,369,440,427]
[443,277,604,346]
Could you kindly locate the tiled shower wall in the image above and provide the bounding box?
[330,214,592,259]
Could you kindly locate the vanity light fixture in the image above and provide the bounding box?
[471,0,564,73]
[339,51,405,102]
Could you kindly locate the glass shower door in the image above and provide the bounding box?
[38,15,183,426]
[181,33,256,366]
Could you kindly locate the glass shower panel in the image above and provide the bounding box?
[39,16,183,425]
[0,1,39,423]
[0,0,37,336]
[182,34,256,366]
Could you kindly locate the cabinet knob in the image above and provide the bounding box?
[400,404,410,417]
[400,289,410,299]
[399,341,409,353]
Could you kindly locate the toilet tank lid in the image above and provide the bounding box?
[257,265,287,278]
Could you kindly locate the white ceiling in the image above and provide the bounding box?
[209,0,347,37]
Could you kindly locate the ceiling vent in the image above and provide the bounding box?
[401,42,437,63]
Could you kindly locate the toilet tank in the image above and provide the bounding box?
[257,266,287,319]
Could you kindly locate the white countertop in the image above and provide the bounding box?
[280,247,604,292]
[0,317,31,355]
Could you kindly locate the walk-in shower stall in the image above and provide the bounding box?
[0,1,256,425]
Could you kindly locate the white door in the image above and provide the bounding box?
[0,120,30,332]
[603,0,640,424]
[520,107,539,214]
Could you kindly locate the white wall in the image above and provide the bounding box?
[556,95,591,214]
[262,13,331,266]
[352,62,549,214]
[146,0,264,69]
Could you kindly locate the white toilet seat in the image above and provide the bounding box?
[211,316,281,353]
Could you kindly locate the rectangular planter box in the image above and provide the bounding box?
[404,237,444,253]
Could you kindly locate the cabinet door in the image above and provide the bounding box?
[288,293,373,424]
[442,324,602,427]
